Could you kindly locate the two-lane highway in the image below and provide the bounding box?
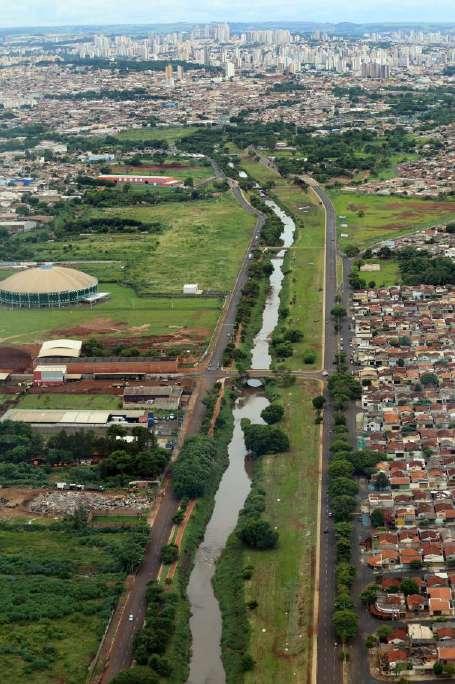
[310,181,344,684]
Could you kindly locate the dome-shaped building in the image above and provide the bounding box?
[0,264,98,308]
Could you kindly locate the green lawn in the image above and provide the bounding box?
[359,259,401,287]
[16,394,121,410]
[244,381,320,684]
[110,160,213,183]
[0,283,220,344]
[116,126,198,143]
[271,184,325,369]
[97,194,256,294]
[331,191,455,248]
[239,153,281,185]
[0,521,144,683]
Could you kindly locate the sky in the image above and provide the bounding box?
[0,0,454,28]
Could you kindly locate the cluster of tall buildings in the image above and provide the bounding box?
[68,24,455,80]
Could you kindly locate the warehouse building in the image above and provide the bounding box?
[1,408,148,430]
[0,264,98,308]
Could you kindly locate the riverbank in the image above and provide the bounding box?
[270,184,325,370]
[151,394,235,682]
[214,380,321,683]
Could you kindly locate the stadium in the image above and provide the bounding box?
[0,264,98,308]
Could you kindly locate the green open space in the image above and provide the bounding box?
[239,153,281,186]
[116,126,198,143]
[359,259,401,287]
[16,394,122,410]
[110,160,213,183]
[96,194,256,294]
[244,382,320,684]
[0,283,220,344]
[271,184,325,369]
[0,519,146,683]
[331,191,455,248]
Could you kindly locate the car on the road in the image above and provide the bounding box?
[323,528,329,534]
[322,370,329,377]
[128,613,134,622]
[328,512,333,517]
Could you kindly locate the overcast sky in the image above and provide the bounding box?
[0,0,454,28]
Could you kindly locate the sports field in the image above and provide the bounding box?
[0,283,220,344]
[330,191,455,248]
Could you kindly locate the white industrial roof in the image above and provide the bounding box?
[35,365,67,373]
[1,409,146,425]
[38,339,82,358]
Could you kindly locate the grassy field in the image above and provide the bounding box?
[110,161,213,183]
[97,194,256,294]
[271,185,325,369]
[244,382,320,683]
[116,126,198,143]
[239,153,281,185]
[0,520,144,683]
[16,394,122,410]
[359,259,401,287]
[331,191,455,248]
[0,283,220,344]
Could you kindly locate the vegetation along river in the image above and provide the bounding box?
[187,199,296,683]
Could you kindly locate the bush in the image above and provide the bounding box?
[238,518,278,550]
[160,544,179,565]
[312,395,326,411]
[260,404,284,425]
[303,350,316,364]
[242,421,289,456]
[332,608,358,642]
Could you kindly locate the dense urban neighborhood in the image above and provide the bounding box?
[0,15,453,684]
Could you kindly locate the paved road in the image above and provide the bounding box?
[310,182,344,684]
[97,162,265,684]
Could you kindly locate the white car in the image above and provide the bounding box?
[128,613,134,622]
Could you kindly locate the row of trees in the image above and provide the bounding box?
[0,421,169,487]
[171,435,218,499]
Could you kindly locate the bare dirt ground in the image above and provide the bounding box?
[0,487,153,519]
[0,346,32,372]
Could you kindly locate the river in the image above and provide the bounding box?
[187,199,296,683]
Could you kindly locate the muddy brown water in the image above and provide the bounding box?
[187,199,296,683]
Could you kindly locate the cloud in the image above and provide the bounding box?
[0,0,454,27]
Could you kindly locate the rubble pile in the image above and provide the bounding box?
[29,490,150,515]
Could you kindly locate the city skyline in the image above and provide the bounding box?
[1,0,455,29]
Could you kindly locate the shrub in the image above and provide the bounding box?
[238,518,278,550]
[160,544,179,565]
[260,404,284,425]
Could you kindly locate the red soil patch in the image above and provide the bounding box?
[0,346,32,372]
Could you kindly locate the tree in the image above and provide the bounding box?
[328,477,358,499]
[332,609,358,642]
[360,584,378,606]
[238,518,278,550]
[303,350,316,364]
[312,395,326,411]
[160,544,179,564]
[331,495,356,522]
[374,472,389,491]
[400,578,419,596]
[331,304,347,320]
[370,509,385,528]
[112,667,158,684]
[242,421,289,457]
[260,404,284,425]
[433,661,443,676]
[344,244,360,257]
